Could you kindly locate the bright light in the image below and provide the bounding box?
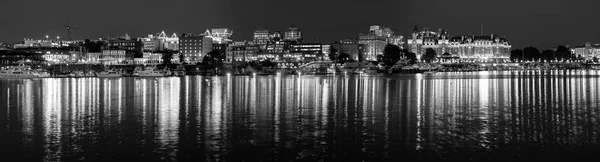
[252,72,256,76]
[226,73,231,76]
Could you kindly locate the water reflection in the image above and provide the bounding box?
[2,71,600,161]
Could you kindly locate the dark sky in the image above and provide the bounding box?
[1,0,599,49]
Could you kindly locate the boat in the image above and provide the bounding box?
[172,65,186,76]
[361,62,379,75]
[134,66,171,77]
[417,63,440,73]
[55,72,70,78]
[0,66,43,79]
[96,69,123,78]
[422,71,437,74]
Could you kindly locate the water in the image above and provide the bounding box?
[2,70,600,161]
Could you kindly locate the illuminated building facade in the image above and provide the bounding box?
[0,43,11,50]
[204,28,233,44]
[107,37,143,54]
[179,33,213,63]
[133,52,163,65]
[332,39,366,61]
[358,25,404,61]
[571,42,600,60]
[142,31,179,52]
[260,41,286,60]
[229,41,258,62]
[286,43,322,62]
[408,26,511,62]
[14,38,83,49]
[99,50,132,65]
[358,34,386,61]
[253,29,270,48]
[283,25,302,43]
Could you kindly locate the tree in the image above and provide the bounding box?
[329,47,338,62]
[510,49,523,62]
[160,50,175,65]
[404,49,418,64]
[260,59,276,68]
[555,46,572,61]
[542,49,554,61]
[523,47,541,61]
[381,44,401,66]
[202,50,225,67]
[179,53,185,64]
[337,52,350,64]
[421,48,437,63]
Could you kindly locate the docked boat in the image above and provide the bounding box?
[96,69,123,78]
[134,67,171,77]
[0,66,43,79]
[417,63,440,73]
[361,62,379,75]
[422,71,438,74]
[172,65,186,76]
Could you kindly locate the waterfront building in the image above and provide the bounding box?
[107,36,143,54]
[142,31,179,52]
[41,51,73,64]
[358,34,386,61]
[230,41,259,62]
[358,25,403,61]
[0,43,11,50]
[253,29,270,49]
[99,50,132,65]
[571,42,600,60]
[164,33,179,51]
[332,39,366,62]
[287,43,322,62]
[0,50,40,65]
[179,33,213,63]
[133,52,163,65]
[212,44,228,61]
[321,44,330,57]
[271,31,282,41]
[204,28,233,44]
[283,25,302,43]
[261,41,287,61]
[14,38,83,49]
[82,52,101,64]
[407,26,511,62]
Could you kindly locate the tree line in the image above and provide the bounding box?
[509,46,580,62]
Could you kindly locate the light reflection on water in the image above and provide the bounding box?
[2,70,600,161]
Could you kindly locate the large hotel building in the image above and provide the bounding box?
[179,33,213,63]
[358,25,403,61]
[407,26,511,62]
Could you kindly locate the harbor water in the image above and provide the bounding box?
[2,70,600,161]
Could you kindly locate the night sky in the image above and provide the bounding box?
[1,0,599,49]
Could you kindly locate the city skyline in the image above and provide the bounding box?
[2,0,600,49]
